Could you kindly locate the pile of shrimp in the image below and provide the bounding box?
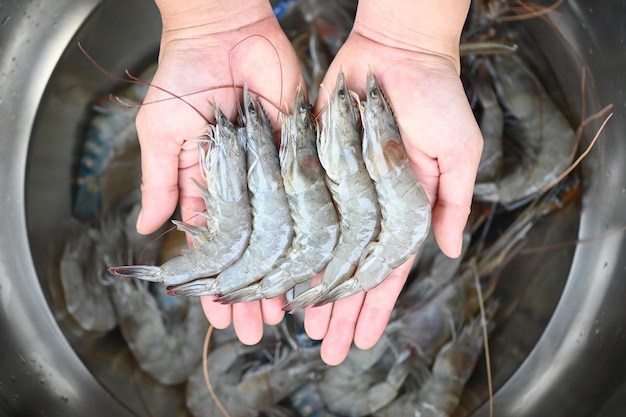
[45,0,613,416]
[109,68,432,309]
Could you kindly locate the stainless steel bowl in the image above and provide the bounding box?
[1,0,625,416]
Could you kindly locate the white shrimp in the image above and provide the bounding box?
[217,84,339,303]
[317,336,410,417]
[285,70,380,312]
[109,279,207,385]
[57,220,117,332]
[375,314,488,417]
[319,72,431,304]
[186,339,325,417]
[473,53,577,207]
[167,85,293,297]
[109,104,252,285]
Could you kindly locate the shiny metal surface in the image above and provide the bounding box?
[0,0,158,415]
[1,0,626,416]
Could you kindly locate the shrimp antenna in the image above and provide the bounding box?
[472,262,493,417]
[227,34,287,125]
[78,42,211,124]
[203,325,233,417]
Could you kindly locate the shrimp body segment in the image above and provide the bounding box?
[109,105,252,285]
[285,70,380,312]
[217,85,339,303]
[320,72,431,304]
[167,86,293,297]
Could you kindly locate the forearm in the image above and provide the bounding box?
[354,0,470,66]
[154,0,274,33]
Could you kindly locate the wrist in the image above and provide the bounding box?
[354,0,470,68]
[155,0,275,37]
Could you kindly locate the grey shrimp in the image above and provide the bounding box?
[57,220,117,333]
[109,279,207,385]
[320,72,431,304]
[285,70,380,312]
[472,59,504,184]
[109,104,252,285]
[375,314,488,417]
[472,53,577,207]
[167,85,293,297]
[317,336,410,417]
[217,84,339,303]
[186,339,325,417]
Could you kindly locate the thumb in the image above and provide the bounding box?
[135,120,180,235]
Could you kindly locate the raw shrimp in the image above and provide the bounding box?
[472,53,577,207]
[375,314,488,417]
[398,229,471,310]
[471,59,504,184]
[186,339,325,417]
[167,85,294,297]
[83,203,208,385]
[316,336,410,417]
[58,220,117,332]
[109,278,207,385]
[109,104,252,285]
[387,184,565,363]
[285,70,380,312]
[319,72,431,304]
[217,84,339,303]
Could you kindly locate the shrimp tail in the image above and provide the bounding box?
[315,254,394,305]
[166,278,219,296]
[214,283,263,303]
[283,285,327,312]
[107,265,163,282]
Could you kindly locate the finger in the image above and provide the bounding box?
[200,295,232,329]
[320,293,365,366]
[261,296,286,326]
[136,138,179,234]
[354,255,414,350]
[233,301,264,345]
[303,273,332,340]
[433,141,481,258]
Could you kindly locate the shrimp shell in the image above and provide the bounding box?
[285,70,380,312]
[319,72,431,304]
[109,104,252,285]
[217,84,339,303]
[167,85,293,297]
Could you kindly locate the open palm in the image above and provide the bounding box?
[305,31,483,365]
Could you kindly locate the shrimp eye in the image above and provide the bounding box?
[338,89,345,99]
[370,89,378,99]
[248,102,256,114]
[298,104,307,113]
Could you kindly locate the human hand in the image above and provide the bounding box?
[135,1,303,345]
[304,2,483,365]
